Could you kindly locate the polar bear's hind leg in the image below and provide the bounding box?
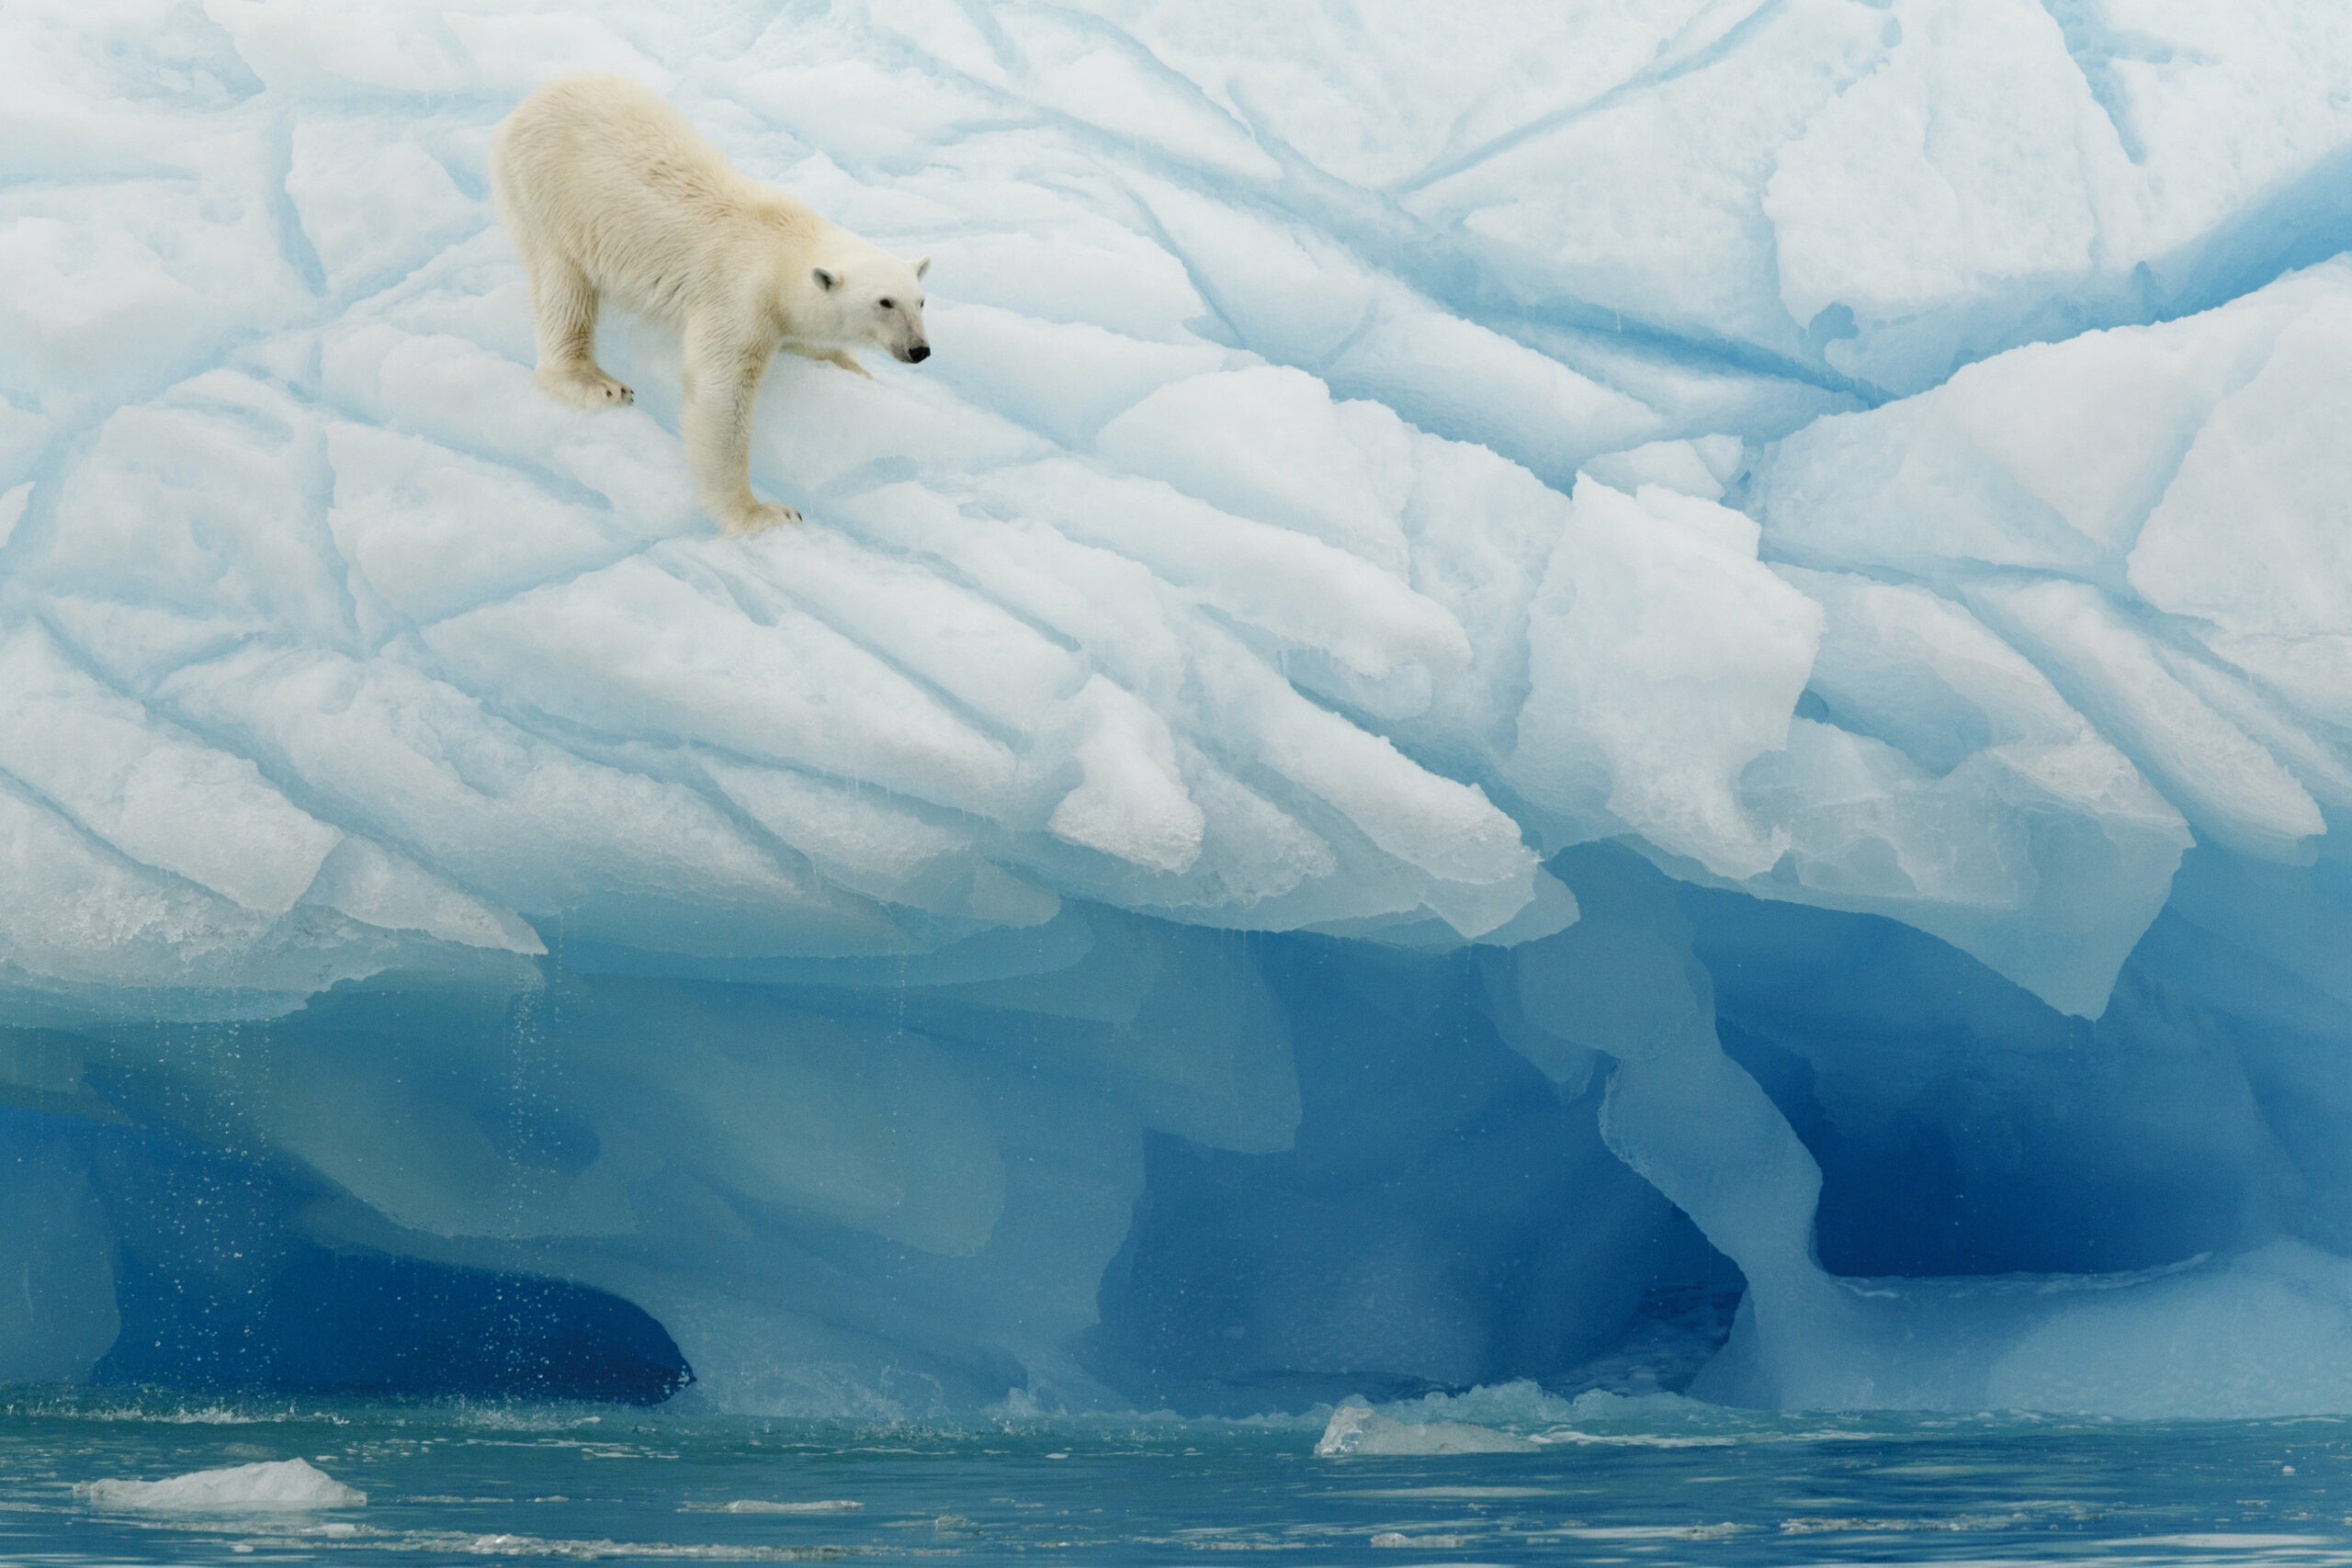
[529,256,634,409]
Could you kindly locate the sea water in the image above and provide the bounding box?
[5,1393,2348,1566]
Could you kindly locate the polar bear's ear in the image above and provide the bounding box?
[812,266,840,292]
[912,254,931,280]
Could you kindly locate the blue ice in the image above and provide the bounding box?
[3,0,2351,1423]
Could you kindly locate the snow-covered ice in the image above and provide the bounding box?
[77,1459,366,1510]
[4,0,2352,1420]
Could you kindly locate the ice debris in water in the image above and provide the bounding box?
[4,0,2352,1421]
[76,1459,366,1511]
[1317,1402,1539,1456]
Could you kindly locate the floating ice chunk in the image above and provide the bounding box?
[1316,1401,1537,1457]
[1510,480,1822,880]
[78,1459,365,1511]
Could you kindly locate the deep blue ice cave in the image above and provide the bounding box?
[6,0,2352,1422]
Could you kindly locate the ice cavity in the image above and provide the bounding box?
[1533,848,2352,1419]
[77,1459,366,1511]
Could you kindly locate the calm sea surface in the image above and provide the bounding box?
[4,1392,2349,1565]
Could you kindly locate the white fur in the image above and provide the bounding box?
[489,73,931,534]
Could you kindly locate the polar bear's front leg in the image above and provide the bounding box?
[529,259,634,409]
[683,323,800,535]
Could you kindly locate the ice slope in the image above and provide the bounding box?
[3,0,2352,1417]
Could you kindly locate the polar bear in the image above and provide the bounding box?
[489,73,931,534]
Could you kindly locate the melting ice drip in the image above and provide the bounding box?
[3,0,2351,1417]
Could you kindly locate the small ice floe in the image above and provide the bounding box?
[680,1499,863,1514]
[1372,1531,1468,1548]
[77,1458,366,1510]
[1316,1402,1538,1456]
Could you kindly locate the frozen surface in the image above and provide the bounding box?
[76,1459,365,1511]
[3,0,2352,1418]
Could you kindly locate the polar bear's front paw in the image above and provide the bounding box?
[538,366,635,409]
[722,502,803,536]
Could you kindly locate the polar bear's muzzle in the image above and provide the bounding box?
[898,343,931,364]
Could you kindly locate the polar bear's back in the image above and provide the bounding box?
[492,73,803,318]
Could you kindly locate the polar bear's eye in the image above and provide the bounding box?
[878,298,895,310]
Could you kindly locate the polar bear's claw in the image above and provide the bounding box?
[723,502,802,536]
[538,365,633,409]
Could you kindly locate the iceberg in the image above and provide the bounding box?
[77,1459,366,1511]
[3,0,2351,1419]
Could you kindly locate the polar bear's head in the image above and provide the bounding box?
[808,252,932,364]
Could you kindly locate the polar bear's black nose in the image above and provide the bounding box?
[908,344,930,363]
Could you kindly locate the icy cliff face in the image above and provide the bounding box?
[4,0,2351,1418]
